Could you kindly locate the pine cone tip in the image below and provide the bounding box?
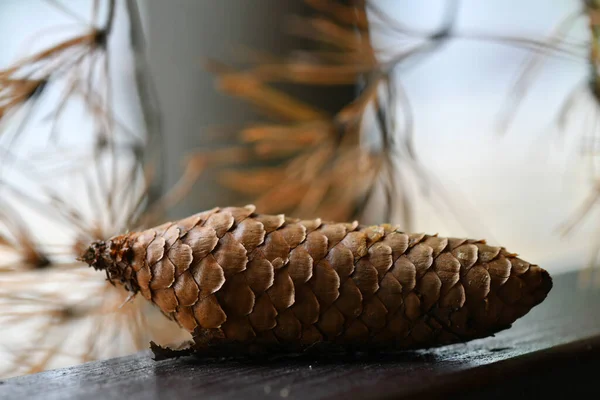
[79,240,108,270]
[79,237,139,292]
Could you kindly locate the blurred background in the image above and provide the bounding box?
[0,0,596,377]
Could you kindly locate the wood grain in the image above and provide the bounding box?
[1,270,598,400]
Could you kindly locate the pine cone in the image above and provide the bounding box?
[81,205,552,355]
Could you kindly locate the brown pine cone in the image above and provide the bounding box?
[81,205,552,355]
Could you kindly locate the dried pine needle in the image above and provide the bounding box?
[197,0,467,231]
[0,0,184,378]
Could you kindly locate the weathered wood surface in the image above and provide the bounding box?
[1,270,599,399]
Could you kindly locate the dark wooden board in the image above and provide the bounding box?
[1,270,599,399]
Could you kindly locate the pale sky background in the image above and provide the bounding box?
[371,0,595,274]
[0,0,596,275]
